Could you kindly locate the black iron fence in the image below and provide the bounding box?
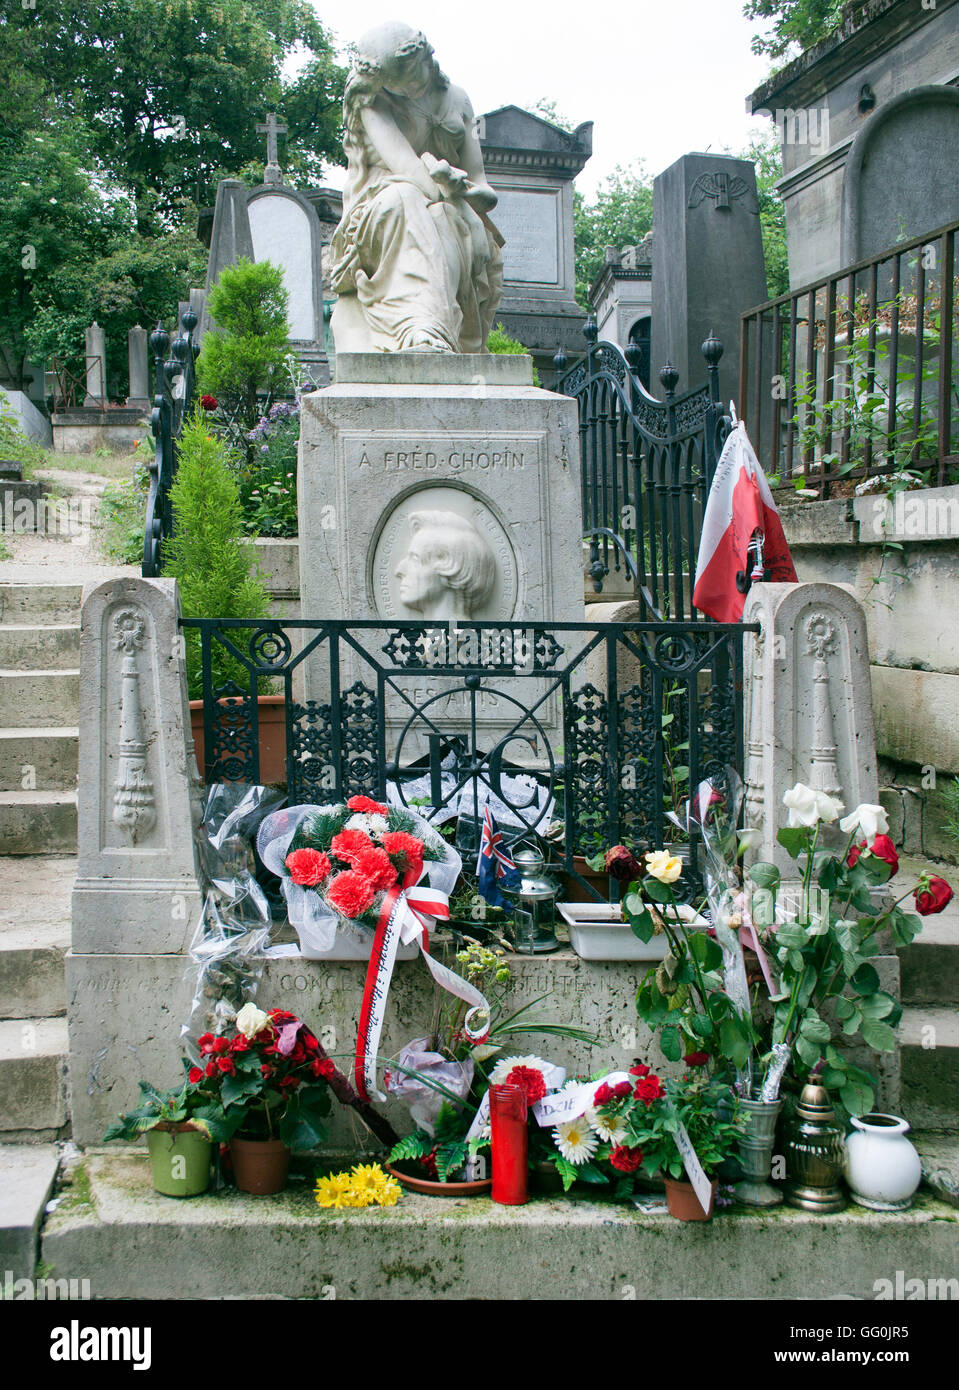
[555,323,733,622]
[740,217,959,496]
[182,616,752,891]
[142,308,198,577]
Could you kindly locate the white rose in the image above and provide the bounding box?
[235,1002,271,1039]
[839,803,889,844]
[645,849,683,884]
[783,783,844,827]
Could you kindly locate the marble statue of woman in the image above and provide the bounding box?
[329,22,504,354]
[394,511,496,618]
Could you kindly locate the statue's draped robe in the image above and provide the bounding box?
[330,85,503,352]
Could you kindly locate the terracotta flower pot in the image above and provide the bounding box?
[562,856,610,904]
[229,1136,290,1195]
[190,694,287,785]
[664,1176,717,1222]
[146,1123,212,1198]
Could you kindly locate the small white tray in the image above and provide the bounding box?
[557,901,707,962]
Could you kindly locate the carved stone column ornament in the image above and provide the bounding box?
[112,608,157,842]
[744,622,766,831]
[804,612,843,800]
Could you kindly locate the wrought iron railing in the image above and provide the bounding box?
[181,616,753,893]
[555,322,733,621]
[142,307,198,577]
[739,218,959,495]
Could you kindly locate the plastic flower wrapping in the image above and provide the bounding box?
[256,798,461,957]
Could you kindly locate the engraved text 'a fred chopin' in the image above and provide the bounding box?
[358,449,527,471]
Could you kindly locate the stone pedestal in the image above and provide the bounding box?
[297,352,583,759]
[83,322,107,408]
[742,582,879,874]
[125,325,150,410]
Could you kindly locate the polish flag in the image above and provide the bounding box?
[692,419,797,622]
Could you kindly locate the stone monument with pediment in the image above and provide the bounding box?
[297,24,583,770]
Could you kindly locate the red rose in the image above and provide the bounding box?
[330,829,375,866]
[212,1037,230,1054]
[231,1036,250,1053]
[197,1033,215,1055]
[199,394,218,411]
[848,835,899,874]
[609,1145,644,1174]
[634,1075,665,1105]
[915,876,954,916]
[629,1063,650,1079]
[593,1082,614,1106]
[346,795,390,815]
[318,1058,336,1079]
[188,1066,204,1083]
[216,1057,235,1075]
[683,1051,710,1067]
[285,847,331,887]
[605,845,643,882]
[612,1080,633,1098]
[205,1061,217,1079]
[269,1009,297,1023]
[353,845,398,892]
[505,1064,548,1104]
[326,869,377,919]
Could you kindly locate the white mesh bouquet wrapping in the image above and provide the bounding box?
[257,799,461,958]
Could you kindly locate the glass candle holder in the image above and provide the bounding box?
[489,1083,528,1205]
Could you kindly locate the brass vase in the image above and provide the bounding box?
[784,1075,847,1212]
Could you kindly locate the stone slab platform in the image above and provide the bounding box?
[42,1152,959,1301]
[0,1144,60,1280]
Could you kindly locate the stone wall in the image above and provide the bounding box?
[779,483,959,862]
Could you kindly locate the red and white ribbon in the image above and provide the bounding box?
[355,872,490,1103]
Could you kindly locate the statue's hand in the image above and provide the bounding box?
[463,182,497,213]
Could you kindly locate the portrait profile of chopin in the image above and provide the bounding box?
[393,509,496,618]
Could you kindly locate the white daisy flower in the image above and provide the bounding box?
[588,1105,627,1144]
[554,1117,599,1165]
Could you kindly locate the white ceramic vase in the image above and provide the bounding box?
[844,1113,922,1211]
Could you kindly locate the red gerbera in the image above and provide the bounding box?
[609,1145,644,1174]
[352,845,398,892]
[285,847,332,886]
[330,828,375,866]
[326,869,377,919]
[505,1064,548,1104]
[347,795,390,815]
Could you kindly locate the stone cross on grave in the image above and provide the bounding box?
[256,112,287,184]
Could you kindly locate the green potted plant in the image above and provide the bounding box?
[608,1066,743,1220]
[199,1003,334,1195]
[104,1067,238,1197]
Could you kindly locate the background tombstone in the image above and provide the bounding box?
[651,153,766,409]
[83,322,107,408]
[588,235,654,385]
[125,326,150,411]
[198,179,254,342]
[479,107,592,385]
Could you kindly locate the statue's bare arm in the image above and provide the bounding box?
[360,103,442,203]
[456,89,497,212]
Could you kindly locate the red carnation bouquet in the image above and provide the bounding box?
[257,797,461,957]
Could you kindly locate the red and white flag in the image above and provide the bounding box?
[692,418,797,622]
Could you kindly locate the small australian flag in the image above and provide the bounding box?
[476,807,520,908]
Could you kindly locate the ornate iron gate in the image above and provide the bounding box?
[182,616,752,891]
[554,322,733,621]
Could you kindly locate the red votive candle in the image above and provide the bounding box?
[490,1083,528,1205]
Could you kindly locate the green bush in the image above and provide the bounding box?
[197,258,291,452]
[238,398,299,537]
[161,412,271,698]
[0,397,49,478]
[487,322,540,385]
[99,463,150,565]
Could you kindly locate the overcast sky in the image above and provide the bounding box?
[309,0,777,198]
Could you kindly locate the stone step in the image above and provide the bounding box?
[0,791,77,854]
[0,1017,69,1141]
[0,729,78,792]
[0,625,80,671]
[0,854,74,1019]
[0,584,83,626]
[40,1151,959,1301]
[0,670,79,728]
[0,1144,60,1280]
[900,1006,959,1130]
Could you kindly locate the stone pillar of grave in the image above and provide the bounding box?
[68,577,205,1144]
[83,322,107,408]
[125,325,150,411]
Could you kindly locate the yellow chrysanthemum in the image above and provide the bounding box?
[314,1171,354,1209]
